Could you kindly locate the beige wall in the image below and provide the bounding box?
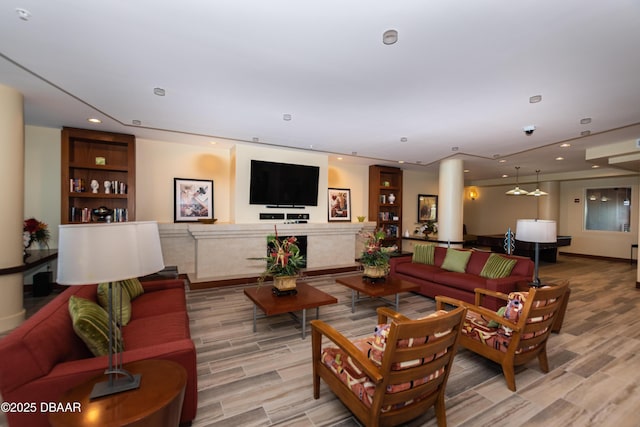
[464,175,640,260]
[22,125,640,263]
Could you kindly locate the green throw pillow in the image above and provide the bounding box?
[119,278,145,300]
[412,244,435,265]
[487,306,507,328]
[97,282,132,326]
[68,296,124,357]
[440,248,472,273]
[480,253,518,279]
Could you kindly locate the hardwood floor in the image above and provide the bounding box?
[188,255,640,426]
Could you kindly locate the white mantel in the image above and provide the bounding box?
[158,222,374,283]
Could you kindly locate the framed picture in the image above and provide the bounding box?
[174,178,213,222]
[328,188,351,222]
[418,194,438,222]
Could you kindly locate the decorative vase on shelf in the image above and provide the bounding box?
[388,193,396,204]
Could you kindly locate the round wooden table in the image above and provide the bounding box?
[49,359,187,427]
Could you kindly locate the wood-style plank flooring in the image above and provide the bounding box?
[188,255,640,426]
[3,255,637,426]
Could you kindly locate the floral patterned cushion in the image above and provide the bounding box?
[320,311,450,411]
[462,290,557,353]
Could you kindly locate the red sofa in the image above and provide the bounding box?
[390,247,534,310]
[0,279,197,427]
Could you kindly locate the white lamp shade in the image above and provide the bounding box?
[516,219,557,243]
[57,221,165,285]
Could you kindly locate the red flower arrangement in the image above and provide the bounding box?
[23,217,50,247]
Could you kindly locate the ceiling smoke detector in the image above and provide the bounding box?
[523,125,536,135]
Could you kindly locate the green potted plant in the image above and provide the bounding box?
[256,226,305,294]
[359,229,391,279]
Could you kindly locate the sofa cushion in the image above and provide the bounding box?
[123,311,191,349]
[119,278,145,300]
[440,248,472,273]
[432,271,487,292]
[412,244,435,265]
[480,253,517,279]
[394,261,442,282]
[68,296,124,357]
[130,287,187,319]
[97,282,132,326]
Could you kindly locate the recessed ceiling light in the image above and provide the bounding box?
[560,143,571,148]
[498,159,507,163]
[502,174,509,178]
[581,130,591,136]
[383,29,398,45]
[592,164,600,169]
[210,141,217,145]
[153,87,165,96]
[400,137,408,142]
[398,160,405,164]
[451,146,459,151]
[529,95,542,103]
[132,119,141,125]
[87,118,102,124]
[252,137,259,142]
[464,169,470,173]
[555,157,564,161]
[580,117,592,124]
[351,151,357,155]
[15,8,31,21]
[337,157,343,160]
[283,113,292,121]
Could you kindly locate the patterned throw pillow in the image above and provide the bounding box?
[97,282,132,326]
[118,278,145,300]
[479,253,517,279]
[412,244,435,265]
[440,248,472,273]
[68,296,124,357]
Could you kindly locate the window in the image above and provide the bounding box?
[585,187,631,232]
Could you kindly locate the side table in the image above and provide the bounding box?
[49,359,187,427]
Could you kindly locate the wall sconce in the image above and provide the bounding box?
[468,188,478,200]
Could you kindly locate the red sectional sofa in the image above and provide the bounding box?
[390,246,534,310]
[0,279,197,427]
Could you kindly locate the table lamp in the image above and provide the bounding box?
[57,221,164,399]
[516,219,556,287]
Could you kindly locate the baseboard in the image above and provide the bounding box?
[559,251,632,263]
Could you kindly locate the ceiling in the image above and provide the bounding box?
[2,1,640,184]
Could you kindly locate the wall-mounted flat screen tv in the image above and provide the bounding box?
[250,160,320,207]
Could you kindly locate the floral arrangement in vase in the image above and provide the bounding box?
[359,229,391,279]
[414,220,438,237]
[23,217,50,249]
[254,226,305,294]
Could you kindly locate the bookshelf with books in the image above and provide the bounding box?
[61,127,136,224]
[368,165,403,249]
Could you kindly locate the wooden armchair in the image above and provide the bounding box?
[311,306,466,427]
[436,281,569,391]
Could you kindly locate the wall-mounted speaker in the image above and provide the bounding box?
[286,213,310,220]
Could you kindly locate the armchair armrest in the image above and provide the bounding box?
[376,307,411,324]
[435,295,520,332]
[310,320,383,384]
[474,288,509,307]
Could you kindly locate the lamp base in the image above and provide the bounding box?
[90,372,141,400]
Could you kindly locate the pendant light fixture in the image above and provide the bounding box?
[505,166,529,195]
[527,170,548,197]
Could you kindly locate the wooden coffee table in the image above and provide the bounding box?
[336,274,420,313]
[244,282,337,339]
